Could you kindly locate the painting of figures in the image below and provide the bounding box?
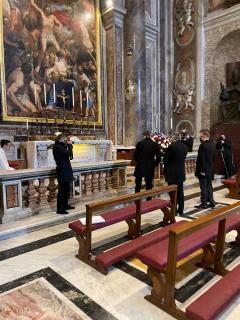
[1,0,100,123]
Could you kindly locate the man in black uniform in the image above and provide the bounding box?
[163,132,188,215]
[53,134,75,214]
[216,134,233,178]
[195,129,216,209]
[134,131,161,193]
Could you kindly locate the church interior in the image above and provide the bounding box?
[1,0,240,319]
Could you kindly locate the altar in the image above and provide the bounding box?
[26,139,113,169]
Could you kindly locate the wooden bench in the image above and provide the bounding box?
[69,185,177,274]
[222,171,240,199]
[135,201,240,320]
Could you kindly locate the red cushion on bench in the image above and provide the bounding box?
[136,214,240,271]
[186,264,240,320]
[95,220,187,269]
[223,178,237,185]
[69,198,171,235]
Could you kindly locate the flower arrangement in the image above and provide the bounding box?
[150,132,171,154]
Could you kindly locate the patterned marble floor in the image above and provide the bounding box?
[0,186,240,319]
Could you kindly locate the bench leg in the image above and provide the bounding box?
[146,266,166,302]
[161,208,176,226]
[196,244,215,269]
[126,219,140,239]
[76,234,88,258]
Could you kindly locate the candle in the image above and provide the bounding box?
[170,117,173,130]
[72,87,75,107]
[43,83,47,106]
[80,90,82,108]
[34,84,37,105]
[26,119,28,130]
[93,122,95,131]
[86,91,89,108]
[53,83,56,103]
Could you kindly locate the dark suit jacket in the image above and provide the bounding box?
[216,139,232,158]
[163,140,188,183]
[134,137,161,178]
[181,136,193,152]
[53,140,74,183]
[195,139,216,179]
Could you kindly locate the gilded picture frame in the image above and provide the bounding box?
[0,0,102,126]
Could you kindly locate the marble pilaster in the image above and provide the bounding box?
[124,0,147,146]
[101,1,126,145]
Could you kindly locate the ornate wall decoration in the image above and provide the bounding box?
[175,0,195,46]
[173,59,195,114]
[176,119,194,135]
[0,0,102,126]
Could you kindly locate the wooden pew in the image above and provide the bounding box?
[222,171,240,199]
[136,201,240,320]
[69,185,177,274]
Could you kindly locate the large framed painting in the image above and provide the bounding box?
[0,0,101,125]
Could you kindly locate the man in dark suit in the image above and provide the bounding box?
[163,132,188,215]
[216,134,233,178]
[195,129,216,209]
[134,131,161,193]
[181,132,194,152]
[53,134,75,214]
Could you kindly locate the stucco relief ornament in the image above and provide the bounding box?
[173,59,196,114]
[125,79,137,102]
[175,0,195,46]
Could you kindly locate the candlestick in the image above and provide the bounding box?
[93,122,95,131]
[26,119,28,131]
[43,83,47,106]
[53,83,56,103]
[80,90,82,108]
[170,117,173,130]
[86,91,89,108]
[72,87,75,107]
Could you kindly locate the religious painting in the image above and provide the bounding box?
[219,61,240,121]
[175,0,195,47]
[0,0,101,125]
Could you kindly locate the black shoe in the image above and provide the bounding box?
[56,210,69,215]
[194,204,208,209]
[64,205,75,210]
[208,203,215,209]
[177,210,183,216]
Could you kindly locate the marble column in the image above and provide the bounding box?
[124,0,147,146]
[101,0,126,145]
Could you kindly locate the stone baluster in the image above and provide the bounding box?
[27,180,37,209]
[92,172,99,193]
[106,170,113,190]
[112,168,119,189]
[119,168,127,186]
[22,181,29,208]
[48,177,58,203]
[82,173,92,196]
[160,161,164,179]
[37,178,48,206]
[99,171,106,192]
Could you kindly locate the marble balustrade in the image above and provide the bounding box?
[0,160,130,224]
